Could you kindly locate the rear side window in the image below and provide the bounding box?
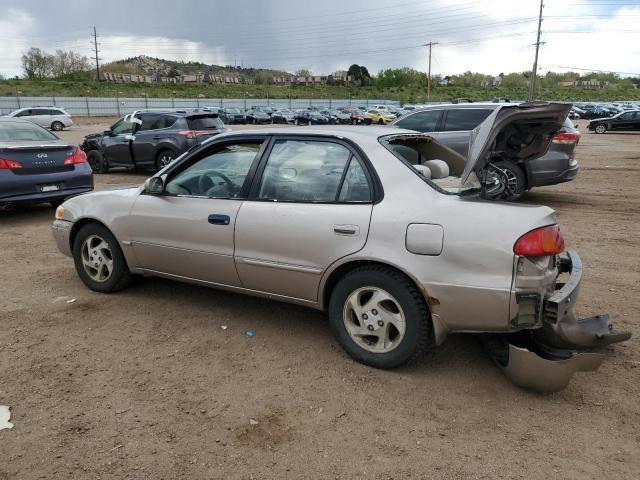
[0,121,58,141]
[49,109,65,116]
[394,110,441,133]
[258,140,370,203]
[32,109,49,115]
[187,115,224,130]
[442,109,492,131]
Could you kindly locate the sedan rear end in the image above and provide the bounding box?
[0,118,92,210]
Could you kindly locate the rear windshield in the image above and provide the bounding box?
[187,115,224,129]
[0,121,58,141]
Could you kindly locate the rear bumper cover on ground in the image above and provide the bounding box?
[485,251,631,392]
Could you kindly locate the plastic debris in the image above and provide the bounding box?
[0,405,13,430]
[249,419,259,425]
[221,325,228,330]
[66,298,76,304]
[245,329,254,337]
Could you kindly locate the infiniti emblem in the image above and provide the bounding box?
[37,153,48,158]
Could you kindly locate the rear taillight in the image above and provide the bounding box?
[552,131,580,144]
[0,158,23,169]
[514,225,565,256]
[178,130,211,139]
[63,147,87,165]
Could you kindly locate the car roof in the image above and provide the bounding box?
[213,125,409,142]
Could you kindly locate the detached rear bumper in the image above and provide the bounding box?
[485,251,631,392]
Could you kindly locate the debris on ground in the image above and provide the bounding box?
[245,329,254,337]
[249,419,259,425]
[0,405,13,430]
[221,325,228,330]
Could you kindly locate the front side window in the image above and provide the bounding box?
[258,139,370,202]
[111,118,134,135]
[442,109,492,131]
[394,110,441,133]
[165,142,262,198]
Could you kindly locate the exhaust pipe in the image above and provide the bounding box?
[0,203,16,212]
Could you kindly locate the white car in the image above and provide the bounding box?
[7,106,73,131]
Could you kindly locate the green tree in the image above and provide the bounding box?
[21,48,54,79]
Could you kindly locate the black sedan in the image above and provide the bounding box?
[293,110,330,125]
[0,117,92,211]
[215,107,246,124]
[245,110,272,124]
[588,110,640,134]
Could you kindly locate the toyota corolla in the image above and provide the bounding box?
[51,102,630,391]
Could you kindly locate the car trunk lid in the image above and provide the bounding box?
[0,140,74,174]
[462,102,571,184]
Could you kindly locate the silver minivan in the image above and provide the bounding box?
[8,106,73,131]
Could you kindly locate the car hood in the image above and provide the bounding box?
[462,102,571,184]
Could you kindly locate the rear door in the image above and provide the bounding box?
[234,137,375,302]
[130,113,177,167]
[28,108,51,128]
[436,108,494,156]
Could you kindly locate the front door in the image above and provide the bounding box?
[127,139,265,286]
[102,117,135,167]
[131,112,177,168]
[234,137,374,302]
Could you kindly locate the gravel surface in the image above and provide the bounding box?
[1,123,639,480]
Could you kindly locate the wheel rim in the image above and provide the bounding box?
[81,235,113,282]
[596,125,605,133]
[487,165,519,198]
[343,287,406,353]
[158,153,174,168]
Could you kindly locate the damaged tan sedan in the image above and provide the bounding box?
[52,102,630,392]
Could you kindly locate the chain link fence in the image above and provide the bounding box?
[0,96,401,116]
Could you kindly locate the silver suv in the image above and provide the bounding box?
[390,103,580,200]
[8,106,73,131]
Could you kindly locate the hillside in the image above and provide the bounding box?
[102,55,290,81]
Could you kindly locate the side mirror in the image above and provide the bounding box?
[144,176,165,194]
[104,128,113,135]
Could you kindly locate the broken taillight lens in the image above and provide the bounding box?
[514,225,565,256]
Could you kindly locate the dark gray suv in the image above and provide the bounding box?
[390,103,580,199]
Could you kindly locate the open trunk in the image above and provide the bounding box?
[381,102,572,199]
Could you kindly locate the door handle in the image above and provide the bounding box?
[333,225,359,235]
[208,214,230,225]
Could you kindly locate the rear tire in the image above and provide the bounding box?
[328,266,433,369]
[594,124,607,134]
[378,119,384,125]
[87,150,108,174]
[72,223,133,293]
[155,149,176,171]
[51,121,64,131]
[487,161,526,201]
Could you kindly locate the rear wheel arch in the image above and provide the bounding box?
[321,259,433,311]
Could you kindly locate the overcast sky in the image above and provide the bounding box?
[1,0,639,78]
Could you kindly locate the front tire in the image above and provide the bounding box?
[87,150,108,174]
[72,223,133,293]
[594,124,607,134]
[51,121,64,131]
[328,266,432,369]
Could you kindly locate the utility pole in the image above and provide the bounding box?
[529,0,544,101]
[424,42,438,102]
[92,26,101,81]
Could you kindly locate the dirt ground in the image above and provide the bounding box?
[1,122,639,480]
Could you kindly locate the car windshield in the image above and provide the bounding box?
[187,115,224,129]
[226,108,241,114]
[0,121,58,141]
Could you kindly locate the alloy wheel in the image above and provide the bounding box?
[80,235,114,282]
[343,286,406,353]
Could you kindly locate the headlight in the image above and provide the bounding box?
[55,205,65,219]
